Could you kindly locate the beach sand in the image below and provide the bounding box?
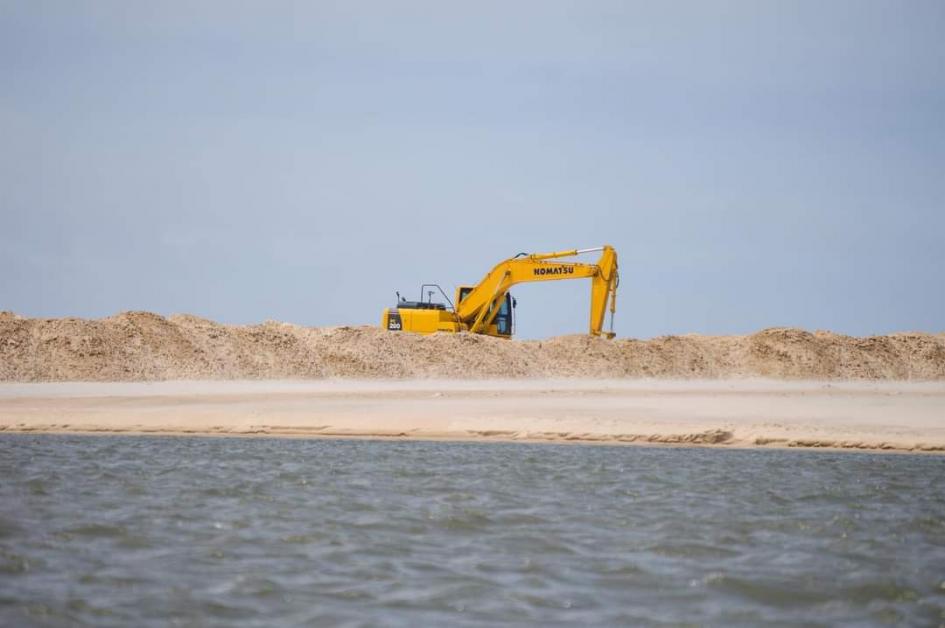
[3,312,944,382]
[1,379,942,453]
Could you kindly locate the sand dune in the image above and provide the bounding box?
[1,311,943,381]
[3,312,942,453]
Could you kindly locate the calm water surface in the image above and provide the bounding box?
[1,435,943,626]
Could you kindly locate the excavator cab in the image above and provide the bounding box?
[457,287,514,337]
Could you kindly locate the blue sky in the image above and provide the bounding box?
[2,1,943,338]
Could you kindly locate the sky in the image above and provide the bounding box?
[1,1,943,339]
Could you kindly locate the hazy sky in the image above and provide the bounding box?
[2,1,943,339]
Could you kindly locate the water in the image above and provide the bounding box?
[1,435,943,626]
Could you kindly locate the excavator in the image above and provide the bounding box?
[380,245,619,338]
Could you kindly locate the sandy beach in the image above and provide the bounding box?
[4,312,945,382]
[1,379,942,453]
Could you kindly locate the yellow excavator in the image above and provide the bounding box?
[380,245,619,338]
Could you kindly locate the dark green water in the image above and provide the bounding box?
[1,435,943,626]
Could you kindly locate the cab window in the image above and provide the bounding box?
[496,294,512,335]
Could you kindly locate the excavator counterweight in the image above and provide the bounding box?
[381,245,619,339]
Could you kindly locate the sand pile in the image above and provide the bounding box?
[1,311,943,382]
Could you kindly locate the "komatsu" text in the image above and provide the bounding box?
[533,266,575,276]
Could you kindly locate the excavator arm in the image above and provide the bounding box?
[455,245,619,337]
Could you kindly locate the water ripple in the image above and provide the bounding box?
[1,435,943,626]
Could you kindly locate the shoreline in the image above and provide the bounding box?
[6,427,943,456]
[1,379,943,454]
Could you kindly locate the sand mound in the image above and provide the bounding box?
[1,312,943,381]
